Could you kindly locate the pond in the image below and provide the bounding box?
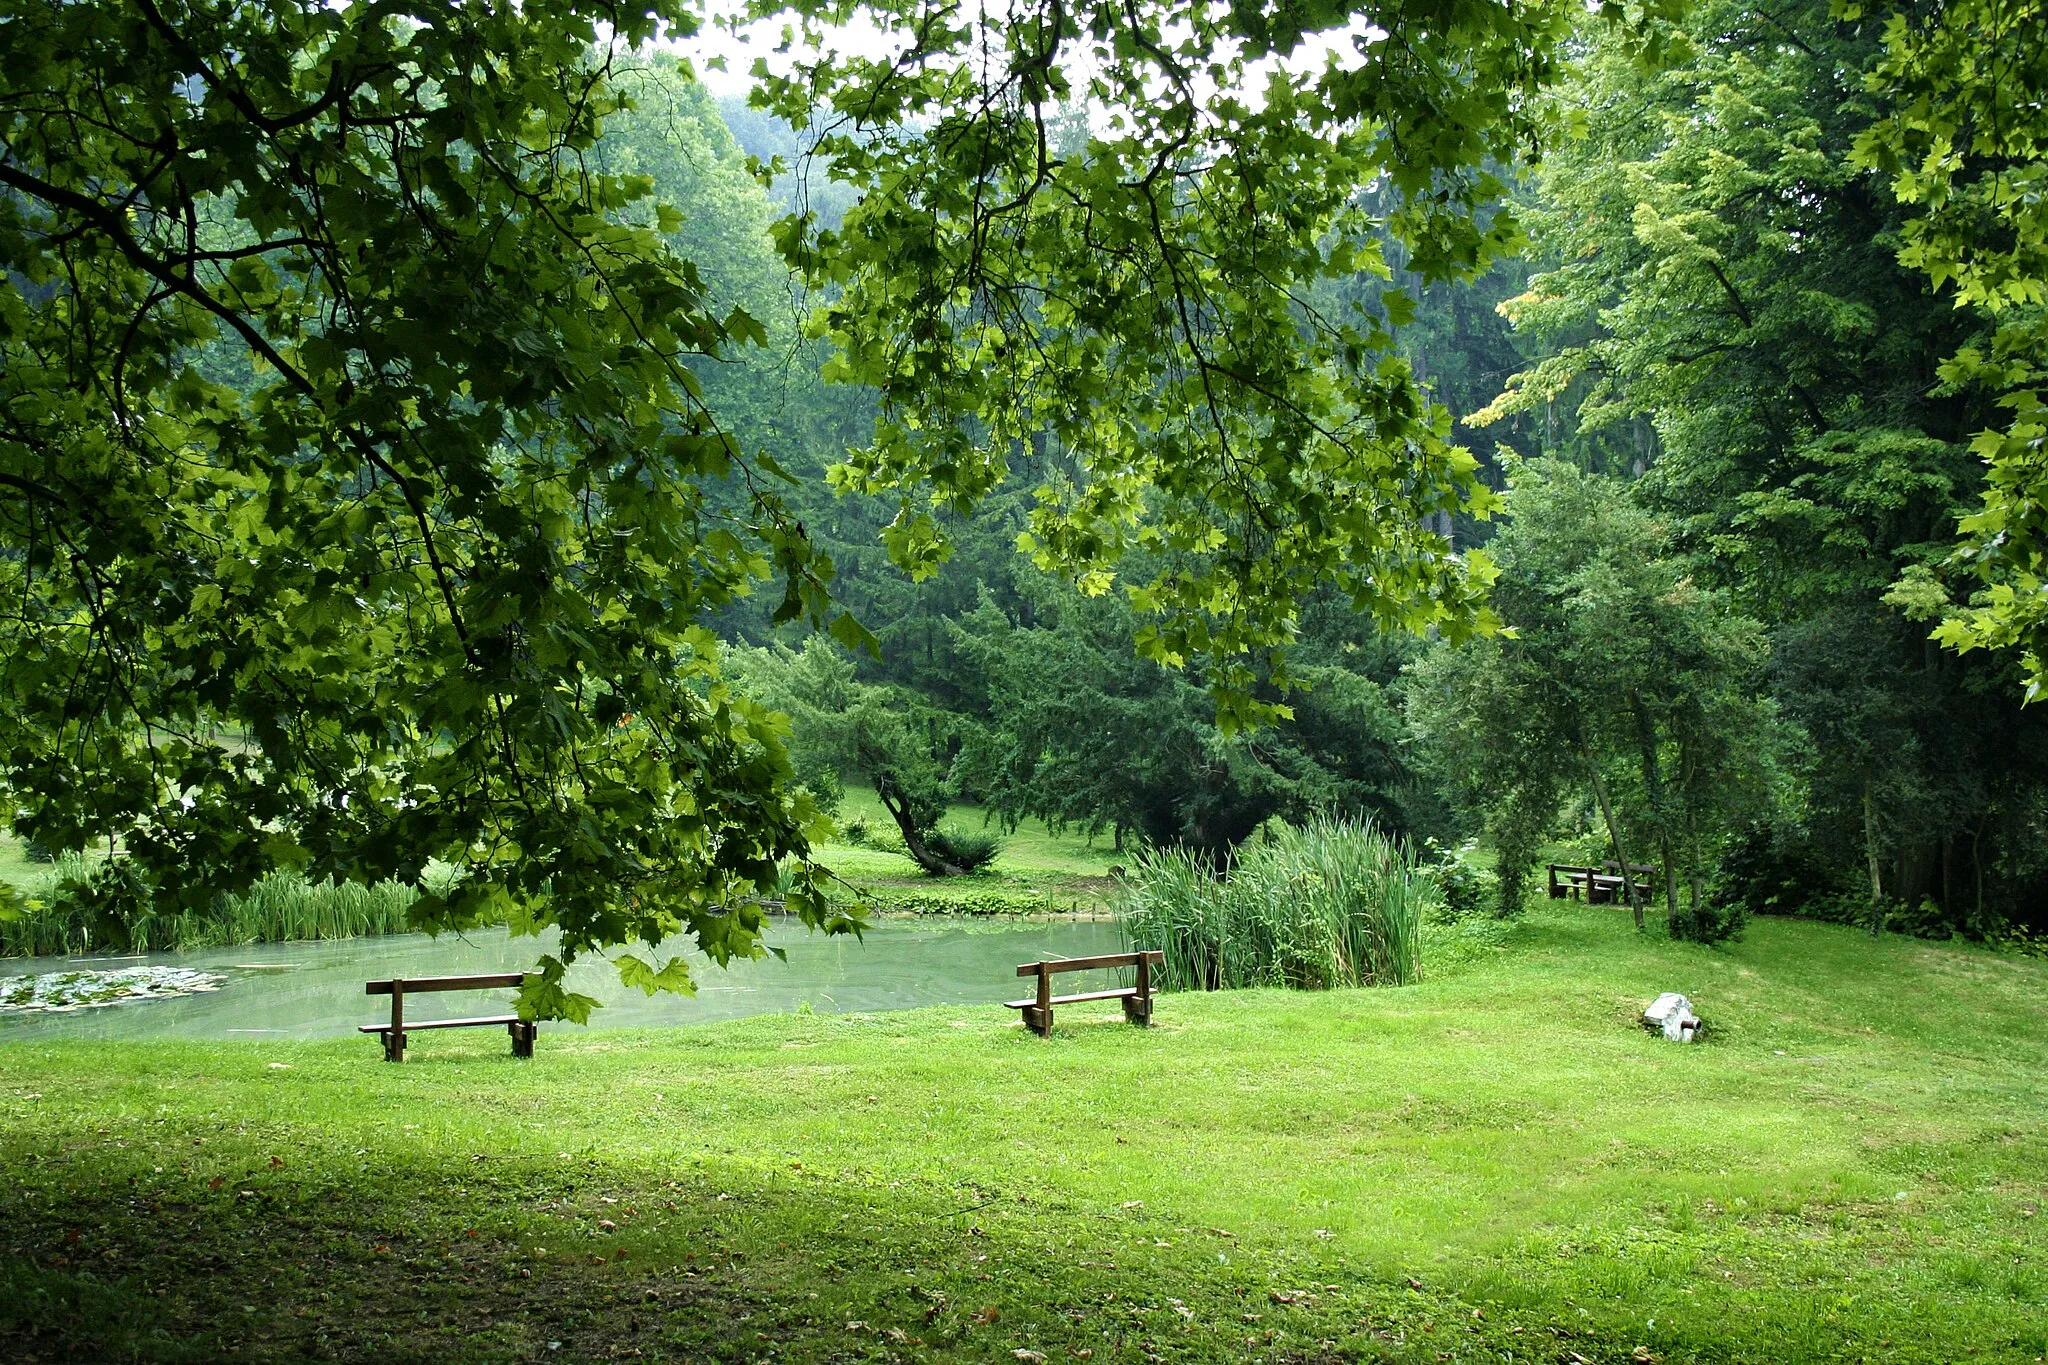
[0,915,1127,1042]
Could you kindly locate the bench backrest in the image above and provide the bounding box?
[1015,951,1163,978]
[365,973,528,996]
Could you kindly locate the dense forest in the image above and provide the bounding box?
[4,0,2043,999]
[587,5,2048,945]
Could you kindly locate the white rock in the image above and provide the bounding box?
[1643,992,1702,1041]
[1643,992,1690,1021]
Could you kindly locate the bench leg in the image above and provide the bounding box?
[382,1029,405,1063]
[509,1021,536,1059]
[1022,1005,1051,1038]
[1122,994,1152,1027]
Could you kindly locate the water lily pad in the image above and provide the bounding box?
[0,966,228,1013]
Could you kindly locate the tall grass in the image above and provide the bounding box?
[0,861,429,957]
[1114,817,1429,991]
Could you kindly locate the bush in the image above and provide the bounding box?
[1668,895,1747,944]
[926,824,1004,873]
[1711,824,1845,919]
[839,816,874,847]
[1114,816,1424,991]
[1424,841,1492,922]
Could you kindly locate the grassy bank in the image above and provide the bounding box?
[814,790,1121,916]
[3,903,2043,1363]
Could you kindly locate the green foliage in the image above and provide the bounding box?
[0,863,428,957]
[1847,0,2048,693]
[922,824,1003,875]
[1424,841,1495,923]
[1115,817,1426,991]
[0,0,861,1016]
[1476,0,2048,938]
[750,0,1620,728]
[1407,461,1783,932]
[1667,888,1749,944]
[951,581,1436,857]
[725,639,972,874]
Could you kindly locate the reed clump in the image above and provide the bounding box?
[0,862,431,957]
[1114,817,1429,991]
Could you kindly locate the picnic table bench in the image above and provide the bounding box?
[362,973,537,1062]
[1547,862,1660,906]
[1004,950,1163,1037]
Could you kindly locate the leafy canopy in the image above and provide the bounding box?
[745,0,1629,725]
[1845,0,2048,696]
[1,0,1600,1012]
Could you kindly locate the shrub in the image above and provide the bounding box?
[1711,823,1850,920]
[1424,841,1492,923]
[926,824,1004,873]
[839,816,874,847]
[1115,816,1424,991]
[1668,895,1747,944]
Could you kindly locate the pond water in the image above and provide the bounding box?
[0,915,1127,1042]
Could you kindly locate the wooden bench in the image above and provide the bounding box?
[361,974,537,1062]
[1004,950,1163,1037]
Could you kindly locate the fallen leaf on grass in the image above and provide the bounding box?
[1013,1352,1046,1363]
[972,1306,1001,1326]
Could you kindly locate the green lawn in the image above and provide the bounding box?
[2,904,2044,1363]
[0,832,38,888]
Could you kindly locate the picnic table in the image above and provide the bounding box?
[1546,862,1659,906]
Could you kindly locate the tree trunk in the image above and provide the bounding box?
[875,773,965,877]
[1972,814,1986,921]
[1630,696,1677,922]
[1583,747,1644,931]
[1863,782,1884,937]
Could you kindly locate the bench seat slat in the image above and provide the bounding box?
[358,1015,524,1033]
[1002,988,1139,1009]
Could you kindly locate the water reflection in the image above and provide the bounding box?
[0,915,1127,1041]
